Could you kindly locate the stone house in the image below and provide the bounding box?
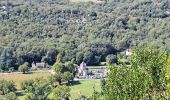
[32,62,45,68]
[78,62,88,76]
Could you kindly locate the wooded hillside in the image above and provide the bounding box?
[0,0,169,69]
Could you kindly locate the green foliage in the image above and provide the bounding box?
[6,92,18,100]
[52,63,65,73]
[62,72,74,83]
[49,73,62,85]
[0,0,169,74]
[21,80,34,90]
[102,48,169,99]
[52,85,70,100]
[18,64,29,74]
[24,93,37,100]
[76,52,84,64]
[0,80,16,95]
[0,48,15,72]
[53,61,76,74]
[51,61,75,85]
[1,0,170,68]
[22,78,52,100]
[106,54,118,65]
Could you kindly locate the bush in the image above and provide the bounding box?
[62,72,74,83]
[22,78,51,100]
[0,80,16,95]
[24,93,36,100]
[52,85,70,100]
[6,92,18,100]
[106,54,118,65]
[21,80,34,90]
[18,64,29,74]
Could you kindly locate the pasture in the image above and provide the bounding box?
[0,72,101,99]
[0,72,51,90]
[70,79,101,99]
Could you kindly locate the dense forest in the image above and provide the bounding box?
[0,0,170,70]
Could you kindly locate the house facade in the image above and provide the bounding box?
[32,62,45,68]
[125,49,132,56]
[78,62,88,76]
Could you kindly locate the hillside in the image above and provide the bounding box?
[0,0,170,68]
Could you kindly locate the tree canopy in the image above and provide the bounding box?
[101,48,169,99]
[0,0,170,71]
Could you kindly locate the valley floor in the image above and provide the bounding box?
[0,71,101,99]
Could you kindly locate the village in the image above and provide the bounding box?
[0,0,169,99]
[31,61,107,79]
[29,48,132,80]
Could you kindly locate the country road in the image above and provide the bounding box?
[0,70,53,75]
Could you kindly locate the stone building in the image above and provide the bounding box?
[32,62,45,68]
[78,62,88,76]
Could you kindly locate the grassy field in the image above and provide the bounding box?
[70,79,101,99]
[18,79,101,100]
[47,79,101,100]
[0,72,101,99]
[0,72,51,90]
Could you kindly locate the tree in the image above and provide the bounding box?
[51,62,75,85]
[64,61,76,74]
[62,72,74,84]
[52,85,70,100]
[24,93,36,100]
[6,92,18,100]
[0,80,16,96]
[1,0,170,68]
[0,63,5,72]
[56,53,62,64]
[41,49,58,65]
[18,64,29,74]
[52,63,65,73]
[22,78,51,100]
[102,48,169,99]
[21,80,34,90]
[49,73,62,85]
[0,49,15,71]
[106,54,118,65]
[76,52,84,64]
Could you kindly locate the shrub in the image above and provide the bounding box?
[6,92,18,100]
[18,64,29,74]
[0,80,16,95]
[106,54,118,65]
[52,85,70,100]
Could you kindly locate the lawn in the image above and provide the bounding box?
[70,79,101,99]
[0,72,51,90]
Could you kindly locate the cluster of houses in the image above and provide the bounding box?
[31,48,133,79]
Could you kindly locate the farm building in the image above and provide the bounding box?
[32,62,45,68]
